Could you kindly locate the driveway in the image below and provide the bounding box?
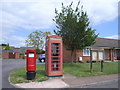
[2,59,44,88]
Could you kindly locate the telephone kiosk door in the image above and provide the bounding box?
[45,35,63,77]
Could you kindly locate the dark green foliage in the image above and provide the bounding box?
[40,50,45,54]
[20,53,25,55]
[36,48,45,54]
[0,44,7,46]
[53,1,98,50]
[4,43,11,50]
[36,48,41,54]
[53,1,98,62]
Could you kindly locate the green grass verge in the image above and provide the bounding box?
[10,61,119,84]
[63,61,119,77]
[10,65,49,84]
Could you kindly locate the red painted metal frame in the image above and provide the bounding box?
[45,35,63,76]
[26,49,36,71]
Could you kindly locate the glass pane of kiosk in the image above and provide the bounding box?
[51,43,60,71]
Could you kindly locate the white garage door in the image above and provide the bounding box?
[98,51,103,60]
[92,51,97,60]
[92,51,104,60]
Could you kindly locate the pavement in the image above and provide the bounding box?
[13,74,119,88]
[14,78,69,88]
[62,74,119,87]
[83,79,119,88]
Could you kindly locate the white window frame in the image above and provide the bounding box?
[83,48,90,56]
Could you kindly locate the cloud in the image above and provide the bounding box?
[1,2,54,30]
[0,0,118,47]
[80,0,118,25]
[2,35,27,47]
[10,36,26,47]
[1,0,118,29]
[105,35,120,39]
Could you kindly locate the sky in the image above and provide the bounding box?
[0,0,119,47]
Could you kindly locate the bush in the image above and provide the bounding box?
[20,53,25,55]
[36,49,45,54]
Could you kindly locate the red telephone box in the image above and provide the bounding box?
[45,35,63,77]
[26,49,36,80]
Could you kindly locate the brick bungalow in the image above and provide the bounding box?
[63,38,120,62]
[2,47,36,59]
[2,50,20,59]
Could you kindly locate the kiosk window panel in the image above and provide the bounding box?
[52,61,60,63]
[52,50,59,53]
[52,68,59,71]
[52,53,59,56]
[52,43,60,46]
[52,57,59,60]
[56,47,59,49]
[52,46,60,49]
[51,43,60,49]
[52,64,59,68]
[56,68,59,71]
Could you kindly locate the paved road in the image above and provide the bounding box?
[2,59,44,88]
[79,79,119,88]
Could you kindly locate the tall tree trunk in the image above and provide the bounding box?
[71,50,74,63]
[74,49,76,62]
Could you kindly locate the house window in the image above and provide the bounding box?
[105,49,110,59]
[117,50,120,57]
[114,49,117,57]
[83,48,90,56]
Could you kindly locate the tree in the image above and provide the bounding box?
[25,30,51,50]
[0,44,7,46]
[36,48,45,54]
[53,1,98,63]
[5,43,10,50]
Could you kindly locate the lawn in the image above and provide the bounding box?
[10,65,49,84]
[10,61,119,84]
[63,61,119,77]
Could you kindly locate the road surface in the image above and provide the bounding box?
[80,79,119,88]
[2,59,43,88]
